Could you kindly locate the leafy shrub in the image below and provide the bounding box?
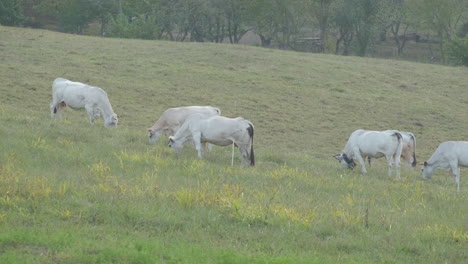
[447,36,468,66]
[0,0,23,26]
[107,14,159,40]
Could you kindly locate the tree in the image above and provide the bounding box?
[106,0,161,40]
[274,0,308,49]
[246,0,278,47]
[37,0,96,34]
[413,0,468,62]
[333,0,355,55]
[246,0,307,49]
[307,0,335,52]
[0,0,24,26]
[352,0,384,56]
[384,0,412,55]
[154,0,211,42]
[447,36,468,66]
[221,0,251,44]
[91,0,119,36]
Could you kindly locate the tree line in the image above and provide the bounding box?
[2,0,468,65]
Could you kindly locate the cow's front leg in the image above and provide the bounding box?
[354,153,367,174]
[50,102,64,119]
[85,104,95,124]
[50,103,56,118]
[192,132,203,159]
[449,162,460,192]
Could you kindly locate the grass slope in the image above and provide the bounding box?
[0,26,468,263]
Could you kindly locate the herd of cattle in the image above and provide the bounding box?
[49,78,465,191]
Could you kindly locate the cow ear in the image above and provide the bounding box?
[423,161,428,166]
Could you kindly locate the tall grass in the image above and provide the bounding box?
[0,26,467,263]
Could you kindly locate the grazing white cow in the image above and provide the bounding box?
[334,129,403,177]
[422,141,468,192]
[368,131,417,168]
[147,106,221,144]
[168,114,254,167]
[50,78,118,127]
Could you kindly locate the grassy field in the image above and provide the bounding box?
[1,25,468,263]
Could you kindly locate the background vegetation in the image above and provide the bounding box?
[1,25,468,263]
[2,0,468,65]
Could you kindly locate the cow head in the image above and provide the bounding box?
[421,161,434,179]
[334,153,356,169]
[168,136,183,153]
[105,114,118,128]
[147,129,161,144]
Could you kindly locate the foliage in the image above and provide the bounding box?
[332,0,355,55]
[36,0,96,33]
[412,0,468,62]
[352,0,385,56]
[92,0,119,36]
[107,13,159,40]
[0,0,23,26]
[447,36,468,66]
[7,0,468,60]
[245,0,278,47]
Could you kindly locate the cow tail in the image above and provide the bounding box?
[247,123,255,166]
[410,133,417,167]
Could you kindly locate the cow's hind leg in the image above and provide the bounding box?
[239,145,250,168]
[385,155,394,177]
[201,142,212,154]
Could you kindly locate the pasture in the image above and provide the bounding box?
[0,25,468,263]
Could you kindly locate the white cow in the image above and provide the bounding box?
[422,141,468,192]
[50,78,118,127]
[168,114,254,167]
[334,129,403,177]
[147,106,221,144]
[368,131,417,168]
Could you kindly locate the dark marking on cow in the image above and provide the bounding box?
[393,132,402,140]
[412,153,417,167]
[410,134,417,167]
[247,124,255,166]
[342,153,356,169]
[168,138,174,146]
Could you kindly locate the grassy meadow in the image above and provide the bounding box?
[1,25,468,263]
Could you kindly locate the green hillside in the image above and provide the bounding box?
[0,26,467,263]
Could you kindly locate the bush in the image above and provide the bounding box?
[447,36,468,66]
[0,0,23,26]
[107,14,159,40]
